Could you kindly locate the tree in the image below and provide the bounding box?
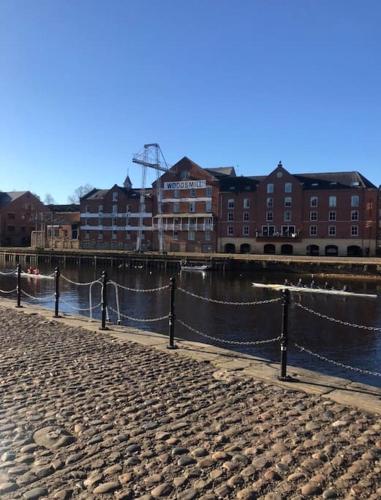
[44,193,55,205]
[67,184,94,204]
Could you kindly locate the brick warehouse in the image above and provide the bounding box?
[79,159,379,257]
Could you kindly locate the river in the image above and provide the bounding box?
[1,262,381,388]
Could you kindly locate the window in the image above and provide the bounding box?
[310,225,317,236]
[351,225,359,237]
[243,226,249,236]
[310,211,318,221]
[227,226,234,236]
[267,183,274,194]
[205,217,213,228]
[85,231,90,239]
[328,225,336,236]
[174,202,180,213]
[266,211,273,222]
[126,204,131,212]
[351,195,359,207]
[266,197,273,208]
[243,212,249,221]
[112,231,117,240]
[228,212,234,221]
[190,189,196,197]
[98,205,103,213]
[284,197,292,208]
[329,211,336,221]
[243,198,250,209]
[112,204,118,214]
[85,205,89,213]
[173,231,179,240]
[205,200,212,212]
[284,211,292,222]
[351,210,359,221]
[174,189,180,198]
[188,231,195,241]
[285,182,292,193]
[281,225,295,236]
[262,226,275,236]
[310,196,318,208]
[228,199,235,209]
[112,192,118,202]
[205,231,211,241]
[98,232,103,240]
[140,203,146,212]
[329,196,337,208]
[126,232,131,240]
[206,187,212,197]
[7,213,15,220]
[112,217,117,226]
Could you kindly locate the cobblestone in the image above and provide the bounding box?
[0,305,380,498]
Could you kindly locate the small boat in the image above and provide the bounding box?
[20,272,54,280]
[252,282,377,299]
[180,262,210,272]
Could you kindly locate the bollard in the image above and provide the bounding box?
[100,270,108,330]
[278,288,292,381]
[54,266,60,318]
[167,276,177,349]
[16,263,22,308]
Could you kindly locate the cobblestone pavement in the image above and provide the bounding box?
[0,307,380,499]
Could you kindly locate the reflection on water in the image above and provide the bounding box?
[1,263,381,388]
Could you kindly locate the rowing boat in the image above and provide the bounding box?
[252,282,378,299]
[181,265,210,272]
[20,272,54,280]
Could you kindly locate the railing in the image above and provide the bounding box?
[0,267,380,381]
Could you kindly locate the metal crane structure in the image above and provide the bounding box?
[132,143,169,252]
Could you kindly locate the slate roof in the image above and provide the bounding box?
[219,176,259,192]
[294,171,376,189]
[0,191,28,207]
[205,167,236,178]
[47,204,80,213]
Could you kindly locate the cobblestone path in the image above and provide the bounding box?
[0,307,380,499]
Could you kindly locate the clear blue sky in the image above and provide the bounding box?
[1,0,380,203]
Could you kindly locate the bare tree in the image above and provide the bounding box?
[67,184,94,204]
[44,193,55,205]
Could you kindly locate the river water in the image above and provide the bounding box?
[1,262,381,388]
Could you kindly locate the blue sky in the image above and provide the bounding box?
[1,0,380,202]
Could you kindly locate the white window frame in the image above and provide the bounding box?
[174,202,180,213]
[205,186,212,197]
[284,210,292,222]
[285,182,292,193]
[228,199,235,209]
[309,225,317,236]
[243,225,249,236]
[266,211,273,222]
[329,196,337,208]
[243,212,249,221]
[351,225,359,237]
[267,197,273,208]
[328,225,336,236]
[267,183,274,194]
[112,192,118,202]
[228,211,234,221]
[205,200,212,212]
[351,195,359,207]
[243,198,250,209]
[310,196,318,208]
[227,226,234,236]
[284,197,292,208]
[310,211,318,221]
[351,210,359,221]
[328,211,336,221]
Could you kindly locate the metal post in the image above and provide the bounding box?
[54,266,60,318]
[100,271,108,330]
[278,288,292,381]
[167,276,177,349]
[16,263,22,308]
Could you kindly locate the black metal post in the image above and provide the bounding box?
[100,270,108,330]
[278,288,291,381]
[167,276,177,349]
[54,266,60,318]
[16,263,22,308]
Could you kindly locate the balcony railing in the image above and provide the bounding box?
[256,231,302,242]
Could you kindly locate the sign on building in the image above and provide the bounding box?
[164,180,207,190]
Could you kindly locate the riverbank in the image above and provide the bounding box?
[0,301,380,499]
[1,247,381,278]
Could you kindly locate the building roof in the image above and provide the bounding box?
[205,167,236,178]
[219,176,259,192]
[294,171,376,189]
[47,204,80,213]
[81,186,151,201]
[0,191,28,207]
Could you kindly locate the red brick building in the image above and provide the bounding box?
[46,204,80,249]
[219,162,378,257]
[153,157,230,253]
[0,191,47,247]
[79,177,154,251]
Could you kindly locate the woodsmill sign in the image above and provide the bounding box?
[164,180,206,190]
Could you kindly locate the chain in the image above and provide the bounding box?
[109,281,170,293]
[108,306,169,322]
[0,287,17,294]
[60,299,102,311]
[295,343,381,378]
[177,319,281,345]
[177,287,282,306]
[21,290,56,301]
[295,302,381,332]
[60,275,102,286]
[0,269,17,276]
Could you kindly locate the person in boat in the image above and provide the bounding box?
[27,266,40,275]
